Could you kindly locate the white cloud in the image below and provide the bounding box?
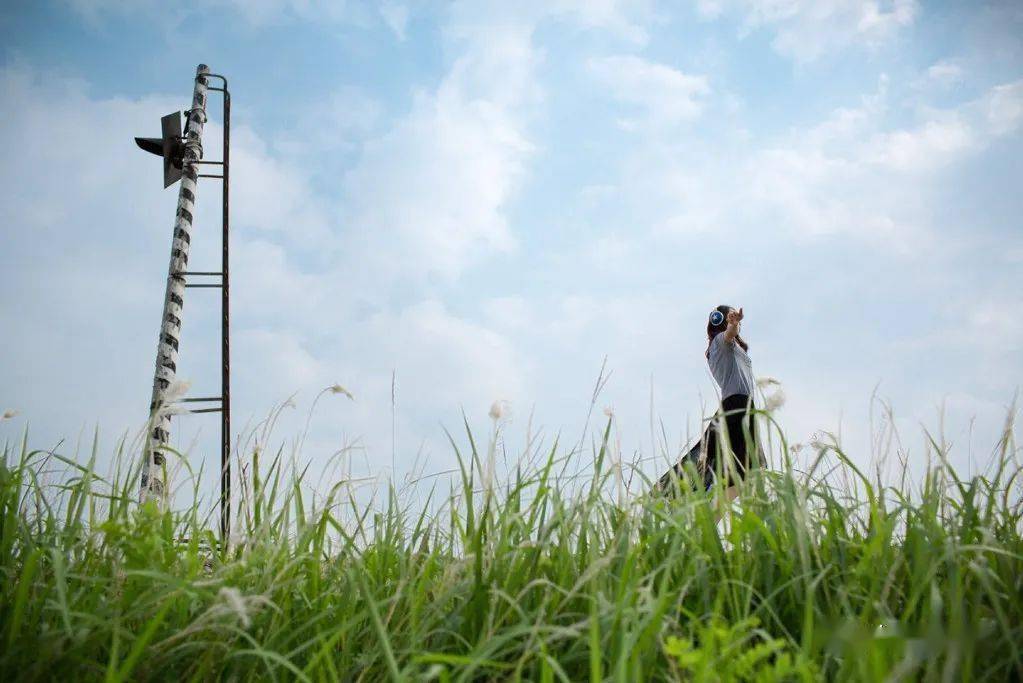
[867,118,975,171]
[236,328,325,390]
[548,0,655,45]
[215,0,355,25]
[917,291,1023,355]
[964,300,1023,349]
[74,0,657,43]
[924,60,965,90]
[274,88,382,159]
[573,68,1023,277]
[586,233,640,271]
[745,144,885,240]
[232,240,324,321]
[865,79,1023,171]
[67,0,386,33]
[696,0,726,18]
[379,2,410,41]
[341,12,540,281]
[983,80,1023,136]
[1003,246,1023,264]
[482,297,534,331]
[701,0,919,62]
[588,55,710,128]
[738,76,1023,243]
[229,124,333,246]
[362,300,529,411]
[66,0,183,27]
[576,59,1014,249]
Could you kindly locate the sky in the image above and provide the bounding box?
[1,0,1021,510]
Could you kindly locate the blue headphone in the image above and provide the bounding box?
[709,310,725,326]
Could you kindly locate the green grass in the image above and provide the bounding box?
[0,401,1020,681]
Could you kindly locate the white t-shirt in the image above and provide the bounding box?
[708,333,755,399]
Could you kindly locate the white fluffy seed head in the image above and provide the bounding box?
[154,380,192,419]
[764,388,786,411]
[811,437,832,454]
[165,379,192,403]
[218,586,251,628]
[162,406,191,417]
[330,384,354,400]
[756,376,780,388]
[1,410,18,420]
[489,400,508,421]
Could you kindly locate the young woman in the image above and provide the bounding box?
[658,305,764,500]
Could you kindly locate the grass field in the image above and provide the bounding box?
[1,400,1021,681]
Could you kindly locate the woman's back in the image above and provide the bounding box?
[708,332,755,399]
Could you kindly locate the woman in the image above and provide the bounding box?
[658,305,764,499]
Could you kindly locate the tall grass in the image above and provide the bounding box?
[1,399,1021,681]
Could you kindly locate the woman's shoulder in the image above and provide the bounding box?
[708,335,732,364]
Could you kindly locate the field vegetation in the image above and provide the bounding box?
[1,396,1020,681]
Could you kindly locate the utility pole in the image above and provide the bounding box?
[135,64,232,544]
[140,65,210,505]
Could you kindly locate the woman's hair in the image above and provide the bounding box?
[706,304,749,359]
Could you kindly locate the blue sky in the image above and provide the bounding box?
[1,1,1021,507]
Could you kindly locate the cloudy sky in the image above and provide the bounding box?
[1,0,1021,505]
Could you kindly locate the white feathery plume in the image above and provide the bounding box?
[811,432,835,454]
[154,379,192,419]
[218,586,251,628]
[165,379,191,403]
[329,384,354,400]
[485,400,510,495]
[161,405,192,417]
[764,387,786,411]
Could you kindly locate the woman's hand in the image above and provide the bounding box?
[723,307,743,343]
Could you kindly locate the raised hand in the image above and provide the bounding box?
[726,307,744,326]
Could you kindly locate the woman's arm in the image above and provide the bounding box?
[722,307,743,344]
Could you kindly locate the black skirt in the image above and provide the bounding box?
[657,393,764,494]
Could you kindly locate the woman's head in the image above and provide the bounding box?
[705,304,749,357]
[707,305,731,337]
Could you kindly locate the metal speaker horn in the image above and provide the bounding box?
[135,112,185,188]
